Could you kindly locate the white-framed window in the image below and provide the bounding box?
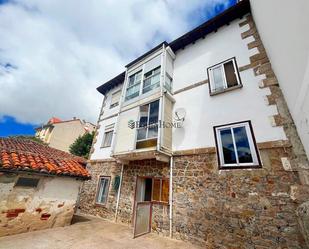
[142,66,161,94]
[125,70,142,101]
[214,121,261,169]
[164,73,173,92]
[136,100,159,149]
[207,57,241,94]
[95,176,110,205]
[125,55,162,102]
[102,130,113,148]
[110,90,121,108]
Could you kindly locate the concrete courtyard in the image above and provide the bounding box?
[0,216,200,249]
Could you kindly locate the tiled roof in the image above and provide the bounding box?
[48,117,62,124]
[0,138,90,179]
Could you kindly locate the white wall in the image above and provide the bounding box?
[172,18,286,151]
[91,85,122,160]
[250,0,309,159]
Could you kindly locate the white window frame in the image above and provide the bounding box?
[101,130,113,148]
[142,66,161,94]
[125,70,142,101]
[136,100,159,143]
[214,121,261,169]
[164,73,173,92]
[208,57,241,94]
[110,90,121,109]
[124,54,163,103]
[95,176,110,205]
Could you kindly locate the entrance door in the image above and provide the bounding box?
[133,177,152,238]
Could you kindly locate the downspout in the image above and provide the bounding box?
[115,163,124,222]
[157,43,166,151]
[169,156,173,238]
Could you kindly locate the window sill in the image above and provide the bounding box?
[218,164,262,170]
[210,84,242,96]
[94,203,108,208]
[109,103,119,109]
[100,145,111,149]
[151,201,169,206]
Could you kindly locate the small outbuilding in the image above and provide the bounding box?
[0,138,90,237]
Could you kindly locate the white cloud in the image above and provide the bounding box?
[0,0,230,125]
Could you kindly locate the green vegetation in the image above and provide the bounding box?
[69,132,94,159]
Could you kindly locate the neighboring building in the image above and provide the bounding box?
[79,1,309,248]
[0,138,90,237]
[250,0,309,160]
[35,117,96,153]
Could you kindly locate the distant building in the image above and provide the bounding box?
[35,117,96,153]
[0,138,90,237]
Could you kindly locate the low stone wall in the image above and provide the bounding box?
[0,174,81,237]
[172,146,309,248]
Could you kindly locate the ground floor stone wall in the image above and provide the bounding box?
[117,159,170,236]
[0,173,82,237]
[78,160,121,220]
[172,145,309,248]
[79,159,170,236]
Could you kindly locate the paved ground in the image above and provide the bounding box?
[0,216,200,249]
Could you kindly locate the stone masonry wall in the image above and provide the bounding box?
[78,160,121,220]
[117,159,170,236]
[79,159,170,236]
[172,144,309,249]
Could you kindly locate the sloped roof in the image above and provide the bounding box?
[48,117,62,124]
[0,138,90,179]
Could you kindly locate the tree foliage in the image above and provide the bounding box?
[69,132,94,158]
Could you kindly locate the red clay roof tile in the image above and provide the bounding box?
[0,138,90,179]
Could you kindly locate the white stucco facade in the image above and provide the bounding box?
[91,85,122,160]
[172,18,286,151]
[250,0,309,159]
[91,15,288,160]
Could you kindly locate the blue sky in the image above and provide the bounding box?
[0,0,236,137]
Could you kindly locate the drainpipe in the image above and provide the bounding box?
[115,163,124,222]
[169,156,173,238]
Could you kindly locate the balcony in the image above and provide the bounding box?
[111,44,175,163]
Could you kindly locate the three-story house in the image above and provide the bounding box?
[79,1,309,248]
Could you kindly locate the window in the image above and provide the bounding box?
[207,58,241,95]
[136,100,159,149]
[102,130,113,147]
[152,178,169,203]
[96,176,110,205]
[15,177,39,188]
[214,121,261,169]
[164,73,173,92]
[143,66,161,94]
[110,90,121,108]
[137,177,169,204]
[125,70,142,101]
